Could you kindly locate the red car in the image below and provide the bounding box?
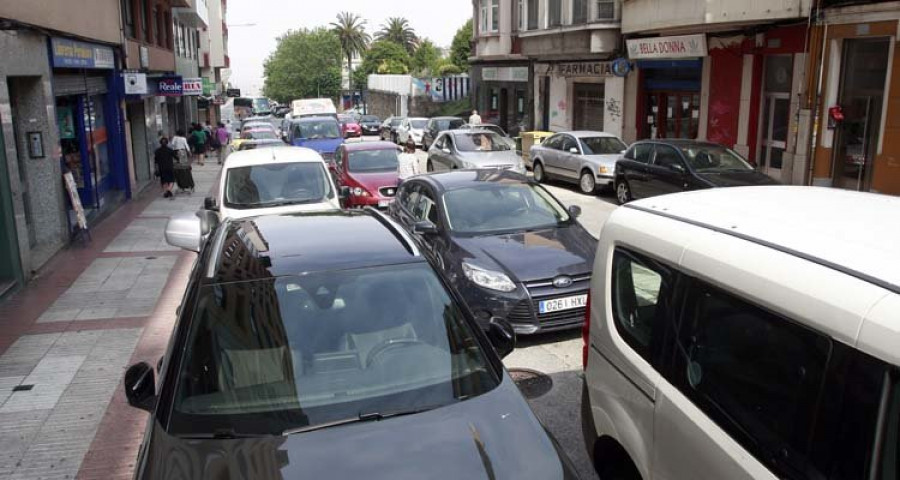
[333,141,401,208]
[338,114,362,139]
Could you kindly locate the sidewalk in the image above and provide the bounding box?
[0,162,222,480]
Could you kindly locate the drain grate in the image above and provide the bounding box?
[508,368,552,399]
[12,384,34,392]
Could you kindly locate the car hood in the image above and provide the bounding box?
[697,170,780,187]
[452,225,595,282]
[349,171,400,193]
[138,378,575,480]
[459,150,522,166]
[293,137,343,154]
[222,201,341,220]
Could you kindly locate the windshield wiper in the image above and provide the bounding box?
[179,428,271,440]
[282,405,439,437]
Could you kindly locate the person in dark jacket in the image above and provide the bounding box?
[155,137,177,198]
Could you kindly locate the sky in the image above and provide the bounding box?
[225,0,472,96]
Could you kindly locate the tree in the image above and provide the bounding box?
[411,39,441,76]
[438,63,463,76]
[449,20,473,71]
[375,17,418,54]
[359,40,412,76]
[330,12,370,90]
[262,28,342,103]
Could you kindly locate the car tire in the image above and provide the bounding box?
[533,161,545,183]
[615,178,632,205]
[426,159,434,172]
[580,170,597,195]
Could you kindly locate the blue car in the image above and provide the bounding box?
[288,116,344,165]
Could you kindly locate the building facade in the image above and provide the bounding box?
[172,0,208,133]
[199,0,228,124]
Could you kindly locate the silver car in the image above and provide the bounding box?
[426,130,526,174]
[530,131,627,194]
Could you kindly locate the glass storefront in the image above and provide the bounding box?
[639,60,703,140]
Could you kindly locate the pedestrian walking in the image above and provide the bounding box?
[154,138,177,199]
[189,124,208,166]
[398,138,421,180]
[214,122,230,164]
[468,110,482,126]
[170,129,190,165]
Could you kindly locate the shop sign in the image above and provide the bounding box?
[157,76,183,96]
[226,88,242,97]
[182,78,203,96]
[50,37,115,69]
[550,62,615,77]
[123,72,148,95]
[626,34,707,60]
[483,66,529,83]
[202,78,214,96]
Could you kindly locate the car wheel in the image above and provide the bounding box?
[615,179,632,205]
[533,162,545,183]
[426,159,434,172]
[580,170,597,195]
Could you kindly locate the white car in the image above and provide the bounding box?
[205,146,342,220]
[529,131,627,194]
[397,117,428,146]
[582,186,900,480]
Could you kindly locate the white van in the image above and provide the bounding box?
[582,186,900,480]
[292,98,338,119]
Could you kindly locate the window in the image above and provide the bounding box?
[544,135,563,150]
[653,145,684,169]
[151,5,159,45]
[527,0,539,30]
[224,162,335,209]
[611,250,669,361]
[560,136,578,153]
[398,182,421,212]
[673,282,832,476]
[628,143,653,163]
[491,0,499,31]
[596,0,615,20]
[580,137,627,155]
[573,0,587,24]
[548,0,562,26]
[479,0,489,33]
[348,149,399,173]
[121,0,134,38]
[139,0,148,41]
[881,376,899,479]
[517,0,525,30]
[413,191,439,224]
[443,183,570,234]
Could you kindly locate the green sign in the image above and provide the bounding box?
[202,78,214,96]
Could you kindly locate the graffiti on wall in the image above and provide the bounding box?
[606,98,622,123]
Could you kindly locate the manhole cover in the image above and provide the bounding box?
[508,368,552,399]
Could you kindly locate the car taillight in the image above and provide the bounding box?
[582,291,591,370]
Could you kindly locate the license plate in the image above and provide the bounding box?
[539,294,587,314]
[378,200,391,208]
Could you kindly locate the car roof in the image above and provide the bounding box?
[414,169,530,193]
[207,210,423,283]
[407,117,428,121]
[431,116,463,121]
[564,131,619,138]
[291,116,338,123]
[632,138,723,148]
[224,146,325,168]
[342,141,398,151]
[628,186,900,293]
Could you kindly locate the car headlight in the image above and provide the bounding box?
[462,262,516,292]
[351,187,370,197]
[597,165,610,174]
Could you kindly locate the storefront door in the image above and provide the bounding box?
[573,83,604,131]
[758,55,794,178]
[832,38,890,191]
[645,92,699,139]
[0,122,23,297]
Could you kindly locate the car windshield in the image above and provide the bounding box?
[443,183,571,234]
[410,119,427,129]
[242,130,278,140]
[361,116,379,123]
[295,121,341,139]
[679,145,754,172]
[580,137,627,155]
[390,118,402,127]
[349,149,399,173]
[437,119,465,131]
[455,132,512,152]
[168,263,497,436]
[224,162,334,209]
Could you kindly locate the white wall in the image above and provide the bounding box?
[622,0,810,34]
[207,0,225,67]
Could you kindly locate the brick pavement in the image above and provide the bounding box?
[0,162,221,480]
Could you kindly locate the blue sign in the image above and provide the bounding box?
[611,58,632,78]
[50,37,115,69]
[156,76,184,97]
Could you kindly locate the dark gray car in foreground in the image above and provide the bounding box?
[124,209,579,479]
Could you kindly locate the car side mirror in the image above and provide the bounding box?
[204,196,218,211]
[412,220,439,235]
[196,209,219,238]
[568,205,582,218]
[165,212,203,252]
[620,149,628,155]
[339,186,350,199]
[668,163,686,173]
[569,147,579,154]
[487,317,516,358]
[123,362,156,412]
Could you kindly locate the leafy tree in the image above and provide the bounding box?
[411,39,441,76]
[330,12,371,90]
[438,63,464,76]
[375,17,418,54]
[449,20,473,71]
[262,28,343,103]
[359,40,412,76]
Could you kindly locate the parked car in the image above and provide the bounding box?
[460,124,516,151]
[359,115,382,136]
[397,117,428,146]
[380,116,405,143]
[615,140,778,204]
[582,186,900,480]
[530,132,628,194]
[389,170,595,334]
[334,141,401,209]
[338,114,362,139]
[130,208,580,480]
[422,116,465,150]
[203,146,341,220]
[231,127,279,151]
[237,139,286,151]
[286,116,344,164]
[426,130,525,174]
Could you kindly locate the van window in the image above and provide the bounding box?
[611,250,670,362]
[674,283,832,475]
[882,376,899,479]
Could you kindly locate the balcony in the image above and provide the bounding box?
[172,0,209,28]
[224,55,230,68]
[622,0,811,34]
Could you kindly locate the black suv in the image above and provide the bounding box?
[125,209,579,479]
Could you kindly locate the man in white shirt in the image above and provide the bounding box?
[398,138,421,180]
[468,110,482,126]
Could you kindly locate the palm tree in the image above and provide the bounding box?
[330,12,371,90]
[375,17,418,54]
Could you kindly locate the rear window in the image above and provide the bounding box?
[348,149,399,173]
[224,162,334,209]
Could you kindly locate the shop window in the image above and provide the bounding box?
[527,0,539,30]
[596,0,615,20]
[572,0,587,24]
[548,0,563,27]
[121,0,135,38]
